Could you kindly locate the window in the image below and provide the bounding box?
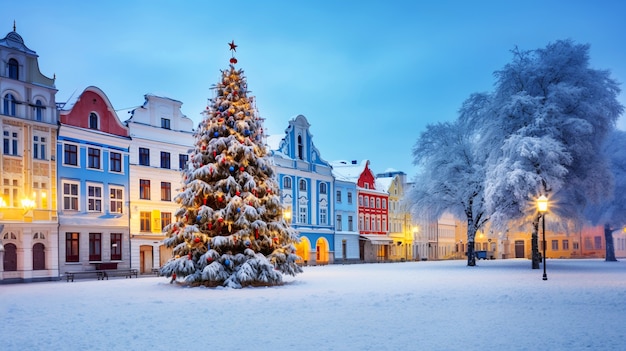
[382,199,387,209]
[376,198,381,208]
[299,179,307,191]
[336,215,342,231]
[347,192,352,204]
[32,243,45,270]
[161,212,172,231]
[161,182,171,201]
[140,211,151,232]
[297,135,303,160]
[563,240,569,250]
[359,195,363,206]
[2,178,19,207]
[33,135,46,159]
[319,183,327,195]
[594,236,602,250]
[370,197,375,208]
[160,151,171,169]
[365,215,370,231]
[88,147,101,169]
[34,99,44,121]
[63,181,79,210]
[139,147,150,166]
[283,177,292,189]
[573,242,580,250]
[3,93,16,116]
[348,216,354,231]
[376,216,381,231]
[140,179,151,199]
[364,197,369,207]
[66,232,79,262]
[3,128,19,155]
[64,144,78,166]
[87,184,102,212]
[382,217,386,232]
[161,118,171,129]
[110,186,123,213]
[298,206,307,224]
[8,58,19,79]
[89,233,102,261]
[551,240,559,251]
[320,208,327,225]
[111,234,122,260]
[110,152,122,172]
[89,113,99,130]
[179,154,188,170]
[359,215,363,230]
[336,190,342,202]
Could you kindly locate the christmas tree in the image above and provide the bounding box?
[160,41,302,288]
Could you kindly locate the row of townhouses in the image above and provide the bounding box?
[3,28,625,283]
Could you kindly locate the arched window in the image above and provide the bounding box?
[33,232,46,240]
[35,99,44,121]
[8,58,19,79]
[3,93,16,116]
[299,179,307,191]
[33,243,45,270]
[297,135,303,160]
[4,243,17,271]
[89,112,99,129]
[3,232,17,240]
[319,182,327,194]
[283,177,292,189]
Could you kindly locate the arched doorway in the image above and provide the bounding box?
[295,237,310,265]
[33,243,45,270]
[315,238,329,265]
[4,243,17,271]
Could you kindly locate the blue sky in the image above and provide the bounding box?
[4,0,625,176]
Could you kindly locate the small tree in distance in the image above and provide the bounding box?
[160,42,302,288]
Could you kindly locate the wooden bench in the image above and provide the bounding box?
[65,270,106,282]
[151,267,161,276]
[101,269,139,280]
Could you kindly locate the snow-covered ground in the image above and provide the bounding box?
[1,259,625,351]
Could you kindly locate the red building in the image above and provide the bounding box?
[331,160,390,261]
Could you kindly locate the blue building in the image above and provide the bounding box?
[57,87,131,274]
[268,115,336,264]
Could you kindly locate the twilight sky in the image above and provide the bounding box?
[4,0,625,175]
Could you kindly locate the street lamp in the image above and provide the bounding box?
[283,207,292,222]
[537,195,548,281]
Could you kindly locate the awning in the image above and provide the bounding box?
[359,235,393,244]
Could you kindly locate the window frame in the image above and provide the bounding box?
[66,232,80,263]
[109,186,124,214]
[87,147,102,169]
[139,147,150,166]
[179,154,188,170]
[111,233,122,260]
[140,211,151,232]
[160,151,171,169]
[89,233,102,261]
[62,180,80,211]
[3,127,20,156]
[110,151,122,173]
[161,181,172,201]
[89,112,99,130]
[3,93,17,116]
[87,183,103,212]
[139,179,151,200]
[63,143,79,166]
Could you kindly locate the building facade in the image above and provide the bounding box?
[332,178,360,263]
[332,160,391,262]
[126,94,194,273]
[57,86,131,274]
[377,170,413,261]
[0,27,59,282]
[269,115,336,265]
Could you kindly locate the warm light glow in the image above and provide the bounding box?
[537,195,548,213]
[412,226,419,233]
[0,197,6,207]
[21,198,36,209]
[283,208,292,221]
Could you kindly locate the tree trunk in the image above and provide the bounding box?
[605,223,617,262]
[531,217,540,269]
[467,241,476,266]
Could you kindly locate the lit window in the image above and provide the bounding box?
[110,187,123,213]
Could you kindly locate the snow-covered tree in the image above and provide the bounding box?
[408,117,488,266]
[160,42,302,288]
[480,40,623,268]
[585,130,626,261]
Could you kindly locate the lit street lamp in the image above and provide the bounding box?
[537,195,548,281]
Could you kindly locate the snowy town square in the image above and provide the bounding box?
[1,259,625,351]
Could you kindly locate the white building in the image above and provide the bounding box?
[125,94,194,274]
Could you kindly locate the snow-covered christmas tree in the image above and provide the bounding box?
[160,41,302,288]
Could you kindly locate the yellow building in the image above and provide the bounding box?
[1,26,59,282]
[377,170,413,261]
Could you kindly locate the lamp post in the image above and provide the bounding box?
[537,195,548,281]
